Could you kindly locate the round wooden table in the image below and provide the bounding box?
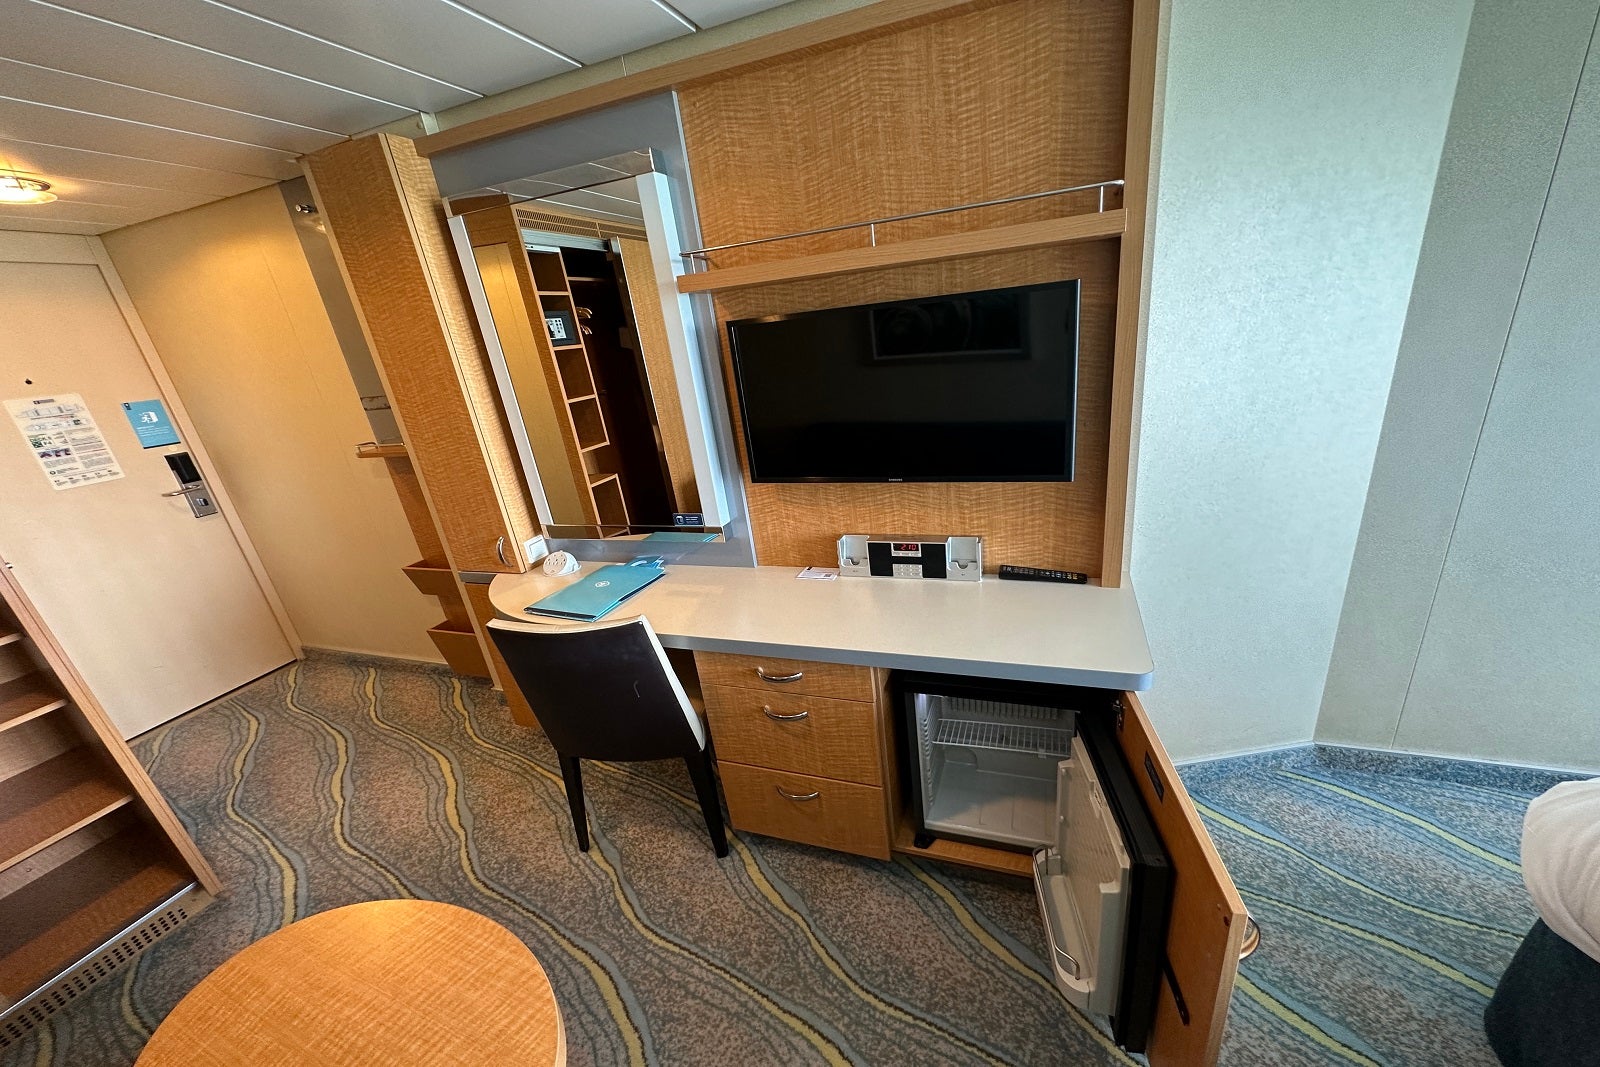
[137,900,565,1066]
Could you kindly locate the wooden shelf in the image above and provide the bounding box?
[536,289,569,297]
[677,210,1126,295]
[0,749,134,874]
[0,828,192,1001]
[354,441,408,460]
[551,343,585,352]
[0,630,22,648]
[891,819,1031,877]
[588,472,620,490]
[566,392,598,403]
[401,562,460,600]
[565,275,610,283]
[426,624,490,679]
[0,672,68,735]
[570,396,608,451]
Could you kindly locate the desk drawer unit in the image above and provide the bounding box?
[717,763,890,859]
[697,651,891,860]
[704,685,881,785]
[695,652,875,702]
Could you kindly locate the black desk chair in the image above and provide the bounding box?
[487,616,729,858]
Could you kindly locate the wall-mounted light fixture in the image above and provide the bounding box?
[0,175,56,206]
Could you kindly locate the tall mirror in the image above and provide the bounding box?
[447,151,729,543]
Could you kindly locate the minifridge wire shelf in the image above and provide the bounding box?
[932,717,1073,758]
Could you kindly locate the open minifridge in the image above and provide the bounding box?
[894,672,1173,1050]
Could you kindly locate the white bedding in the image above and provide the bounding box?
[1522,778,1600,963]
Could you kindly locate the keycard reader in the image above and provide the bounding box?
[162,451,219,518]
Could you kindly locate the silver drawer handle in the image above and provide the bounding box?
[755,666,804,683]
[762,705,810,722]
[496,536,509,565]
[774,786,820,801]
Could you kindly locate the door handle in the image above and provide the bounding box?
[161,486,204,497]
[496,536,509,566]
[762,706,810,722]
[755,667,804,683]
[774,786,820,801]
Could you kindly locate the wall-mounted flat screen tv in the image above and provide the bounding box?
[727,280,1080,482]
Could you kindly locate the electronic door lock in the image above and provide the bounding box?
[162,452,219,518]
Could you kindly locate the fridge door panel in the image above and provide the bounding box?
[1115,693,1246,1067]
[1032,740,1130,1016]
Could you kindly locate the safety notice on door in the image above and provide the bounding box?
[5,394,125,490]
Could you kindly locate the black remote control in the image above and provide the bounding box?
[997,565,1088,584]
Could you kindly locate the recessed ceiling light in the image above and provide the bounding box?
[0,176,58,206]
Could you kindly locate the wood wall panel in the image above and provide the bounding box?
[304,136,535,574]
[1102,0,1166,583]
[678,0,1131,574]
[678,0,1129,267]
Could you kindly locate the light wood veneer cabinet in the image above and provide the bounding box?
[697,652,893,860]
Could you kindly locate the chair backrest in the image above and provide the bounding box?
[487,616,705,761]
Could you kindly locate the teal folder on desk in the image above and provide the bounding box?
[524,563,666,622]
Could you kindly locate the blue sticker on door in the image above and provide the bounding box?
[122,399,181,448]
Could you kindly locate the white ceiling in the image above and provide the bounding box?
[0,0,791,235]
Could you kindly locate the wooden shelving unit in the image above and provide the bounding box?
[0,561,217,1041]
[526,249,631,536]
[355,445,490,681]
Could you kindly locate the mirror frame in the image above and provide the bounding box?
[447,170,731,541]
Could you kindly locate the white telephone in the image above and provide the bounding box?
[542,550,580,576]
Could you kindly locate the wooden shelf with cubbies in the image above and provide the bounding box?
[525,247,632,536]
[0,562,218,1042]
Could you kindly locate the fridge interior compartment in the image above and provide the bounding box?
[923,750,1057,847]
[1033,737,1131,1015]
[912,692,1075,850]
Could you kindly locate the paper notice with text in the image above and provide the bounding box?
[6,394,125,490]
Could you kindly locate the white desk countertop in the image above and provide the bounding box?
[488,563,1153,691]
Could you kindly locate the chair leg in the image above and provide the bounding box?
[558,754,590,852]
[686,748,729,858]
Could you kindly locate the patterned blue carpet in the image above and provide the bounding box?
[1,654,1567,1066]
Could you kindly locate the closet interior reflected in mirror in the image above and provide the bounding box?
[450,151,722,542]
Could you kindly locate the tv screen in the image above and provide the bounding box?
[727,280,1080,482]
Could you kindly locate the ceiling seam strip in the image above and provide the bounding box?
[647,0,700,32]
[0,57,347,138]
[431,0,584,68]
[0,95,315,156]
[190,0,485,99]
[0,135,282,180]
[25,0,415,114]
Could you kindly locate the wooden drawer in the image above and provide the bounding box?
[695,652,874,702]
[704,685,880,785]
[718,762,890,860]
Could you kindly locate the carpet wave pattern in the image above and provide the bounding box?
[1,654,1566,1066]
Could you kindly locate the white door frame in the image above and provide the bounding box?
[0,229,302,654]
